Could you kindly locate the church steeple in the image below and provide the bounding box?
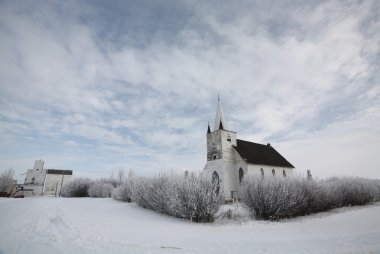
[214,95,228,131]
[219,120,224,130]
[207,123,211,133]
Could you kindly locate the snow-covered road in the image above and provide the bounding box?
[1,198,379,254]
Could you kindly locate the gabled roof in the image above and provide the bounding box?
[233,139,294,168]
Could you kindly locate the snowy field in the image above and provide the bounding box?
[1,198,380,254]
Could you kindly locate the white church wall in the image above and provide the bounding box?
[222,161,238,200]
[222,149,248,199]
[246,164,294,178]
[202,159,225,197]
[219,130,238,200]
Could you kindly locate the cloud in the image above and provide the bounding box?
[278,102,380,178]
[0,0,379,179]
[64,140,78,146]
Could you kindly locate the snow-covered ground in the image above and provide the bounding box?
[1,198,379,254]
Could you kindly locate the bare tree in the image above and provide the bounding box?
[0,168,15,193]
[127,169,134,179]
[116,168,125,185]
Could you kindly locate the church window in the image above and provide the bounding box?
[272,169,275,176]
[212,171,220,194]
[227,135,231,142]
[260,168,264,177]
[212,171,219,184]
[283,170,286,178]
[239,168,244,185]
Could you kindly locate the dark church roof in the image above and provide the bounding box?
[233,139,294,168]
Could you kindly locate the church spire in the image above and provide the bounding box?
[207,122,211,133]
[214,95,228,131]
[219,120,224,130]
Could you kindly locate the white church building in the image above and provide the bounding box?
[202,97,295,201]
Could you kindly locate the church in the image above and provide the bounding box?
[202,97,295,202]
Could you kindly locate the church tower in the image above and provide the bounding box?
[207,96,237,161]
[204,96,237,200]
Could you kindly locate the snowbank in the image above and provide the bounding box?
[0,198,379,253]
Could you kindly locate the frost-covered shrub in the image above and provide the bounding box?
[61,178,92,197]
[239,177,309,220]
[99,177,119,188]
[133,173,222,222]
[324,177,380,207]
[88,181,114,198]
[239,176,380,221]
[0,169,15,193]
[112,178,135,202]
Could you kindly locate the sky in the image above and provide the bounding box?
[0,0,379,182]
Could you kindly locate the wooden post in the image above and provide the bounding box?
[59,172,64,197]
[54,181,58,197]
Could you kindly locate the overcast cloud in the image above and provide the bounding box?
[0,0,379,181]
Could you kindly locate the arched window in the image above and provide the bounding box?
[239,168,244,184]
[260,168,264,178]
[212,171,220,194]
[212,171,219,185]
[227,135,231,142]
[283,169,286,178]
[272,169,275,176]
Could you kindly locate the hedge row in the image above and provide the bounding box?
[239,176,380,221]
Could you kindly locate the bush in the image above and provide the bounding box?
[112,178,135,202]
[61,178,92,197]
[133,173,222,222]
[89,181,114,198]
[0,169,15,193]
[324,177,379,208]
[239,176,380,221]
[99,177,119,188]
